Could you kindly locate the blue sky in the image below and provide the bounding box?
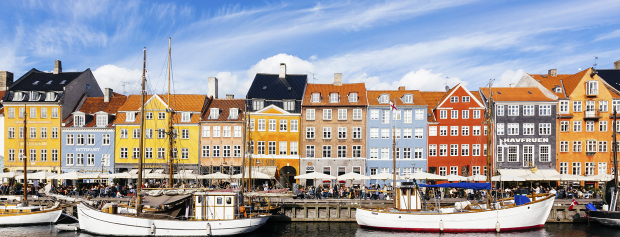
[1,0,620,97]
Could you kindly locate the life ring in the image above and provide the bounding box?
[239,206,247,218]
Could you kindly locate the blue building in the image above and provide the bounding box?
[366,88,428,185]
[61,89,126,175]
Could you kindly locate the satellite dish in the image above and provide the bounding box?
[445,86,450,92]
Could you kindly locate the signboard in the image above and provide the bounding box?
[501,138,549,143]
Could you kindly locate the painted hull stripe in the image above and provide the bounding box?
[358,224,544,233]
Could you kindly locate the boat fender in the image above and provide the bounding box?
[439,221,444,232]
[206,223,212,236]
[151,224,156,235]
[495,222,500,233]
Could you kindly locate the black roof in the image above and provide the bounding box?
[598,69,620,91]
[246,73,307,100]
[9,68,85,91]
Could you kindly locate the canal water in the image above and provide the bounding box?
[2,222,619,237]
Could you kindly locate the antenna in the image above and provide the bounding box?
[120,82,130,94]
[593,56,598,70]
[310,72,317,83]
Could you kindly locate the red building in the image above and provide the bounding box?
[422,84,487,182]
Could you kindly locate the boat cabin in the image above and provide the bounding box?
[395,183,421,211]
[0,204,42,214]
[194,192,241,220]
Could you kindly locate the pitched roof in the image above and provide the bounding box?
[246,74,307,100]
[64,95,129,128]
[418,91,445,122]
[201,98,245,122]
[527,68,590,98]
[118,94,207,112]
[9,69,85,91]
[597,69,620,97]
[302,83,367,106]
[479,87,556,102]
[367,90,427,106]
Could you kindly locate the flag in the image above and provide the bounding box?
[569,198,579,211]
[390,101,397,111]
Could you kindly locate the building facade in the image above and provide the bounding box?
[113,94,207,174]
[366,87,428,185]
[245,63,306,186]
[61,89,126,174]
[2,60,103,173]
[424,84,488,180]
[299,74,367,187]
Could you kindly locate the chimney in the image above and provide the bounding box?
[509,83,515,88]
[53,60,62,74]
[208,77,218,99]
[334,73,342,86]
[279,63,286,79]
[398,86,406,91]
[104,88,113,102]
[615,60,620,69]
[226,94,234,99]
[548,69,557,77]
[0,71,14,91]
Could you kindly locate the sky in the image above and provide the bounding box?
[1,0,620,97]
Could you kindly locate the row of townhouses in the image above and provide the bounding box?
[2,60,620,187]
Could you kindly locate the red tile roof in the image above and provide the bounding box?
[201,98,246,122]
[64,94,128,127]
[118,94,207,112]
[528,68,590,98]
[302,83,367,106]
[479,87,556,102]
[367,90,427,106]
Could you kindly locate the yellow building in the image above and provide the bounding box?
[2,61,103,173]
[113,94,207,174]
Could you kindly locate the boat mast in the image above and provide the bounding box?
[485,80,493,209]
[167,38,175,188]
[23,104,28,205]
[136,47,147,215]
[614,107,618,211]
[392,98,397,209]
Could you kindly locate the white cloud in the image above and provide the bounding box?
[496,69,525,87]
[595,29,620,41]
[247,53,315,78]
[92,65,142,95]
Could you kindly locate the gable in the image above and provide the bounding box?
[253,104,292,115]
[143,94,168,111]
[436,84,484,108]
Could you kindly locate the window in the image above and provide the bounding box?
[558,162,569,174]
[158,112,166,120]
[219,145,229,157]
[51,149,58,162]
[352,127,361,139]
[439,167,447,176]
[323,145,332,158]
[349,93,358,102]
[74,115,85,127]
[584,162,595,176]
[311,93,320,103]
[352,145,361,158]
[18,127,23,139]
[29,127,36,138]
[414,148,423,159]
[473,110,480,119]
[181,129,189,139]
[336,109,347,120]
[507,105,518,116]
[329,93,339,103]
[539,145,550,162]
[306,145,315,158]
[472,144,481,156]
[257,142,265,155]
[404,128,412,139]
[429,145,437,156]
[381,128,390,139]
[181,112,191,122]
[599,162,608,175]
[405,109,413,123]
[268,119,276,131]
[370,148,378,159]
[126,112,135,122]
[461,144,469,156]
[559,100,569,114]
[472,166,480,175]
[18,107,24,118]
[586,140,597,152]
[209,145,219,157]
[283,101,295,111]
[233,126,242,137]
[450,96,458,103]
[450,144,458,156]
[484,144,487,156]
[8,127,14,139]
[472,126,481,136]
[40,149,47,162]
[600,121,608,132]
[201,126,210,137]
[451,110,458,119]
[251,99,265,110]
[8,107,14,118]
[132,147,140,159]
[508,146,518,162]
[181,148,189,159]
[600,101,609,112]
[382,110,390,124]
[587,80,599,95]
[87,134,95,145]
[440,110,447,119]
[338,127,347,139]
[599,141,608,152]
[586,121,595,132]
[411,110,422,121]
[76,153,84,165]
[400,94,413,103]
[507,123,519,135]
[381,148,390,159]
[450,126,458,136]
[30,107,36,118]
[393,110,401,120]
[352,109,362,120]
[370,128,378,139]
[120,148,128,159]
[379,94,389,103]
[573,141,582,152]
[450,166,458,175]
[461,110,470,120]
[132,128,140,139]
[145,148,153,159]
[573,121,582,132]
[539,123,551,135]
[461,126,469,136]
[573,162,582,175]
[523,145,533,167]
[497,146,504,162]
[268,141,276,155]
[306,127,315,139]
[323,109,332,120]
[306,109,315,120]
[258,119,266,131]
[497,105,504,116]
[143,112,152,120]
[323,127,332,139]
[440,126,447,136]
[415,128,423,139]
[276,142,286,155]
[523,105,534,116]
[573,101,582,112]
[428,126,437,136]
[462,96,470,102]
[76,134,85,145]
[41,108,47,118]
[202,146,210,157]
[403,147,412,159]
[560,121,569,132]
[440,145,447,156]
[66,153,74,165]
[560,141,569,152]
[120,129,128,139]
[290,142,297,155]
[370,109,379,120]
[337,145,347,158]
[538,105,551,115]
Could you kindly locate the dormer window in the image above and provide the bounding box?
[252,99,264,110]
[45,92,56,101]
[450,96,458,103]
[311,93,320,103]
[283,100,295,111]
[554,86,562,93]
[586,80,598,96]
[208,109,219,119]
[330,93,339,103]
[33,81,39,85]
[60,80,66,84]
[379,94,389,104]
[46,80,52,85]
[13,92,23,101]
[126,112,136,122]
[96,114,108,127]
[228,108,239,119]
[349,93,358,102]
[402,94,413,103]
[29,91,39,101]
[74,115,85,127]
[181,112,191,122]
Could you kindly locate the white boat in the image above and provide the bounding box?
[0,204,62,226]
[356,183,555,232]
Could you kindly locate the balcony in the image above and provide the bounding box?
[584,110,602,119]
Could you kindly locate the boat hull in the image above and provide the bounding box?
[0,208,62,226]
[589,211,620,227]
[356,195,554,233]
[77,203,269,236]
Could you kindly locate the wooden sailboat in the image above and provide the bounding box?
[0,104,62,226]
[77,43,269,236]
[356,80,555,232]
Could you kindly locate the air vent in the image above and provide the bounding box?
[287,87,292,91]
[60,80,66,84]
[497,91,502,94]
[33,81,39,85]
[528,91,532,94]
[262,86,267,90]
[541,75,547,78]
[46,80,52,85]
